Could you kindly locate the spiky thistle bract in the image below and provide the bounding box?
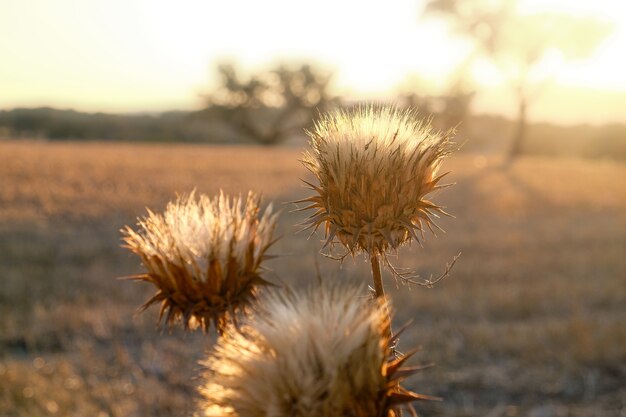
[299,106,454,261]
[200,284,437,417]
[121,190,278,334]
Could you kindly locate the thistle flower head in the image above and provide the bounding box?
[122,190,278,333]
[200,284,434,417]
[300,105,454,256]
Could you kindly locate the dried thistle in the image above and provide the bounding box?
[121,191,278,334]
[299,105,454,260]
[200,284,437,417]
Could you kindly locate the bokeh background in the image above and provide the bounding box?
[0,0,624,416]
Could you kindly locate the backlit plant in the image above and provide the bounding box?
[122,104,457,417]
[122,190,277,333]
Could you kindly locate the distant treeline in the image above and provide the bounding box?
[0,106,313,144]
[1,107,625,160]
[462,115,626,161]
[0,107,193,142]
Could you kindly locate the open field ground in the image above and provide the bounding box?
[0,140,624,417]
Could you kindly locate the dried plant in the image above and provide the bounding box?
[297,105,457,346]
[300,105,454,260]
[119,104,456,417]
[121,191,278,333]
[199,284,436,417]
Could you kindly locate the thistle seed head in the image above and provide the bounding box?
[300,105,454,256]
[200,284,435,417]
[122,190,278,333]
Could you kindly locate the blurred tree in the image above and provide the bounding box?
[201,62,336,145]
[424,0,610,161]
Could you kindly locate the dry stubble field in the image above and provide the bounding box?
[0,140,624,417]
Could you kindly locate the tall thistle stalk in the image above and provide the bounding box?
[299,105,456,337]
[122,104,458,417]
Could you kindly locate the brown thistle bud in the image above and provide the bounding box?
[199,285,437,417]
[299,105,454,258]
[121,191,278,334]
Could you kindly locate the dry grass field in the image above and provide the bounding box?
[0,139,624,417]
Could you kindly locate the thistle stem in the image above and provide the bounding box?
[371,253,401,417]
[370,254,392,341]
[371,254,385,299]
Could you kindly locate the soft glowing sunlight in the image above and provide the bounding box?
[1,3,625,417]
[0,0,624,123]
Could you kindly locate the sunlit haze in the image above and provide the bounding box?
[1,0,625,124]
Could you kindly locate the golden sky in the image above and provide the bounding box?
[1,0,624,124]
